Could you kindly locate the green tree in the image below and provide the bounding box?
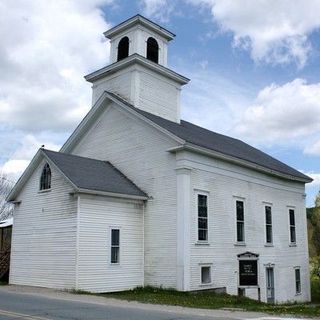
[308,192,320,259]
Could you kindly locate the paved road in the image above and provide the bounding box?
[0,286,302,320]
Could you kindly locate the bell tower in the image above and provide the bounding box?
[105,15,172,66]
[85,15,189,123]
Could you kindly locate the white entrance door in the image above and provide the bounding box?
[266,267,275,303]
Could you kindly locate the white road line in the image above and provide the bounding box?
[0,308,51,320]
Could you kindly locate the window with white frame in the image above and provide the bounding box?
[236,200,245,242]
[197,194,208,241]
[201,266,211,284]
[295,268,301,294]
[265,205,273,244]
[289,209,296,244]
[110,228,120,264]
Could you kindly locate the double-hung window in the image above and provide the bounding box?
[198,194,208,241]
[265,206,273,244]
[236,200,245,242]
[289,209,296,244]
[110,228,120,264]
[295,268,301,294]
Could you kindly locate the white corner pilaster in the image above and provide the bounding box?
[176,167,191,291]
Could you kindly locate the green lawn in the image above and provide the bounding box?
[103,286,320,318]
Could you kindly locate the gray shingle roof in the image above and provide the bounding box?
[43,149,147,198]
[107,92,311,182]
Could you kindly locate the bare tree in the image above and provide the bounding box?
[0,171,14,221]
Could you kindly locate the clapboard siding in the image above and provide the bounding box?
[181,151,310,302]
[137,69,180,122]
[10,159,77,289]
[92,69,132,105]
[71,104,179,288]
[91,65,181,123]
[77,194,143,292]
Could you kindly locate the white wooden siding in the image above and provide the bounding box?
[178,151,310,302]
[71,104,180,288]
[92,70,132,105]
[137,69,180,122]
[10,159,77,289]
[91,65,181,123]
[77,194,143,292]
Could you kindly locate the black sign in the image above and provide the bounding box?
[239,260,258,286]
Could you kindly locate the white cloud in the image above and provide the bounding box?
[0,134,61,181]
[180,64,252,135]
[140,0,176,22]
[0,0,113,132]
[307,173,320,187]
[304,140,320,156]
[187,0,320,67]
[1,160,30,178]
[234,79,320,145]
[304,172,320,207]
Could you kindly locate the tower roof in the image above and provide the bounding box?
[104,14,175,41]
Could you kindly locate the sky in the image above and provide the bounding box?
[1,0,320,206]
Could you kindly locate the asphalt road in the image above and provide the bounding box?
[0,286,298,320]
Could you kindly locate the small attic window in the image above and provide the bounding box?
[40,163,51,191]
[117,36,129,61]
[146,37,159,63]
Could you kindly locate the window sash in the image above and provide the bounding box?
[266,225,273,243]
[111,229,119,246]
[236,201,244,221]
[237,221,244,242]
[290,226,296,243]
[289,209,295,226]
[197,194,208,241]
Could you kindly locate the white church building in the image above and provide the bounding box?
[7,15,312,303]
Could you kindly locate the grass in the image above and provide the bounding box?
[101,286,320,318]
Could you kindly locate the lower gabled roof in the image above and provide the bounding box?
[42,150,147,198]
[7,149,147,202]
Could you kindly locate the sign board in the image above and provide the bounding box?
[239,260,258,286]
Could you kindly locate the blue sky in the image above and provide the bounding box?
[1,0,320,206]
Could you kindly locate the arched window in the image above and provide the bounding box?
[40,163,51,191]
[117,36,129,61]
[146,37,159,63]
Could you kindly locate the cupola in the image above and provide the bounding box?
[104,15,175,66]
[85,15,189,123]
